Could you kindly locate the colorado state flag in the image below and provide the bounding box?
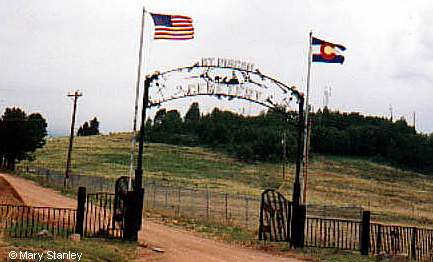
[312,37,346,64]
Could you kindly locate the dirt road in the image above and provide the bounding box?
[0,172,301,262]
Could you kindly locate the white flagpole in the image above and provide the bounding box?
[302,31,313,204]
[128,6,146,189]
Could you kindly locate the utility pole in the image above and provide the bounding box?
[65,90,82,188]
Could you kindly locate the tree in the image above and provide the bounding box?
[185,102,200,123]
[77,117,100,136]
[154,109,167,126]
[89,117,100,135]
[163,110,182,132]
[0,107,47,170]
[144,102,433,172]
[26,113,48,152]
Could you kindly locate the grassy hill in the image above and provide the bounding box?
[18,132,433,227]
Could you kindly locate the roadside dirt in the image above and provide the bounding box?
[0,172,302,262]
[0,177,24,205]
[0,176,25,259]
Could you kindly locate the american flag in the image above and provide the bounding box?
[150,13,194,40]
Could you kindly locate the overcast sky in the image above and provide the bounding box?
[1,0,432,135]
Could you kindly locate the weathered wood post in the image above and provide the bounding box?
[206,187,210,221]
[75,186,86,236]
[224,193,228,223]
[360,210,370,255]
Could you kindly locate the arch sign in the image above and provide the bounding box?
[147,57,304,114]
[142,57,305,205]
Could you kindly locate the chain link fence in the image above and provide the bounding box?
[143,182,259,231]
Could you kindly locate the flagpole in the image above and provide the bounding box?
[128,6,146,190]
[302,31,313,204]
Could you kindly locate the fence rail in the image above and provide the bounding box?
[288,214,433,261]
[0,204,76,238]
[19,166,261,231]
[16,166,370,236]
[84,192,123,239]
[370,223,433,261]
[143,182,259,231]
[305,216,361,250]
[16,165,433,261]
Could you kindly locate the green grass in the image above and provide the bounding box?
[150,212,257,244]
[23,133,287,196]
[6,221,74,238]
[19,132,433,228]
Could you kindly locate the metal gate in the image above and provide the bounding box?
[258,189,292,242]
[83,176,130,239]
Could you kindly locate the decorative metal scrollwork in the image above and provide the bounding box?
[146,60,303,115]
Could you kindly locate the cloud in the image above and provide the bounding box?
[1,0,433,134]
[389,4,433,84]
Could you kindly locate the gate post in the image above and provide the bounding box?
[360,210,370,255]
[124,191,140,241]
[291,204,306,248]
[258,192,265,240]
[286,201,292,242]
[137,188,144,230]
[75,186,86,236]
[292,96,304,207]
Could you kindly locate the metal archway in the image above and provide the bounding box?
[135,60,305,207]
[148,65,303,111]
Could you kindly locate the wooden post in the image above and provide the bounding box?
[65,91,82,188]
[177,187,181,216]
[360,210,370,255]
[225,193,228,223]
[75,187,86,236]
[152,183,156,208]
[245,198,249,228]
[206,187,209,221]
